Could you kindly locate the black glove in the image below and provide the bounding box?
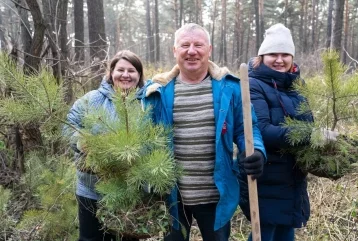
[239,150,264,180]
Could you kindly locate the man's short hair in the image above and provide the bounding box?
[174,23,211,47]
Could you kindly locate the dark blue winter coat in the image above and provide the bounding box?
[238,61,313,228]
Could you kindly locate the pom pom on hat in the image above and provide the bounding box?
[258,23,295,57]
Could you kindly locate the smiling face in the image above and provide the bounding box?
[173,28,212,77]
[111,59,140,91]
[263,53,293,72]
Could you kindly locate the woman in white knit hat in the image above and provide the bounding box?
[238,23,312,241]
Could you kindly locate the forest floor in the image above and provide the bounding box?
[1,148,357,240]
[145,173,358,241]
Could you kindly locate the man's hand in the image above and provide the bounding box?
[239,150,264,180]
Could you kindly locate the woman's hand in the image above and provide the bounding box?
[311,128,339,147]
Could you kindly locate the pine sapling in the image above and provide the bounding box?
[79,90,180,237]
[283,51,358,180]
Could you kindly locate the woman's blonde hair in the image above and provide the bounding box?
[252,56,263,69]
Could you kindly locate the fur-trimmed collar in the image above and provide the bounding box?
[152,61,230,86]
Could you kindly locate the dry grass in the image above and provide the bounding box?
[144,173,358,241]
[296,173,358,241]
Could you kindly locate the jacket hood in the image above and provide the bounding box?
[98,79,115,99]
[152,61,231,86]
[248,59,300,89]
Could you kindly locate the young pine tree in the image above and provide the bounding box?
[0,52,78,240]
[78,91,181,237]
[283,51,358,180]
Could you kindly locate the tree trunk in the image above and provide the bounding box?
[188,2,193,23]
[342,0,349,63]
[326,0,334,49]
[332,0,345,55]
[145,0,154,63]
[41,0,68,90]
[7,125,25,174]
[14,0,32,56]
[24,0,46,74]
[299,0,304,52]
[58,0,69,75]
[284,0,288,26]
[245,16,252,62]
[86,0,107,87]
[354,1,358,61]
[42,0,59,80]
[74,0,84,63]
[0,11,4,51]
[210,0,217,62]
[195,0,202,25]
[154,0,160,63]
[315,1,321,48]
[219,0,227,65]
[174,0,179,29]
[288,0,294,34]
[43,0,68,85]
[179,0,183,27]
[303,0,308,52]
[253,0,264,52]
[58,0,72,104]
[253,0,260,52]
[353,1,358,61]
[116,16,122,51]
[235,0,242,67]
[259,0,264,45]
[239,20,245,64]
[311,0,316,52]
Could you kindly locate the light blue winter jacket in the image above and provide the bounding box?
[64,80,117,200]
[140,61,266,231]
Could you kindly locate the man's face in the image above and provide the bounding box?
[173,29,212,75]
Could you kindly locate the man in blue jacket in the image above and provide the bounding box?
[141,23,266,241]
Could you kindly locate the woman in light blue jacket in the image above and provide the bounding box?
[64,50,144,241]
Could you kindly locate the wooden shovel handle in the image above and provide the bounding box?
[240,63,261,241]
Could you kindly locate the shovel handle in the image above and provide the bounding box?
[240,63,261,241]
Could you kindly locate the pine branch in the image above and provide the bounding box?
[284,50,358,179]
[79,90,178,234]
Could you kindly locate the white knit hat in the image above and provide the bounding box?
[258,23,295,56]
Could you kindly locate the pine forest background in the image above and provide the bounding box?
[0,0,357,240]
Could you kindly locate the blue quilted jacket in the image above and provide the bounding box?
[64,80,117,200]
[238,61,313,228]
[140,61,266,231]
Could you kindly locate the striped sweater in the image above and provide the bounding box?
[173,75,219,205]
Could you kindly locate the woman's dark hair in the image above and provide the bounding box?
[105,50,144,88]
